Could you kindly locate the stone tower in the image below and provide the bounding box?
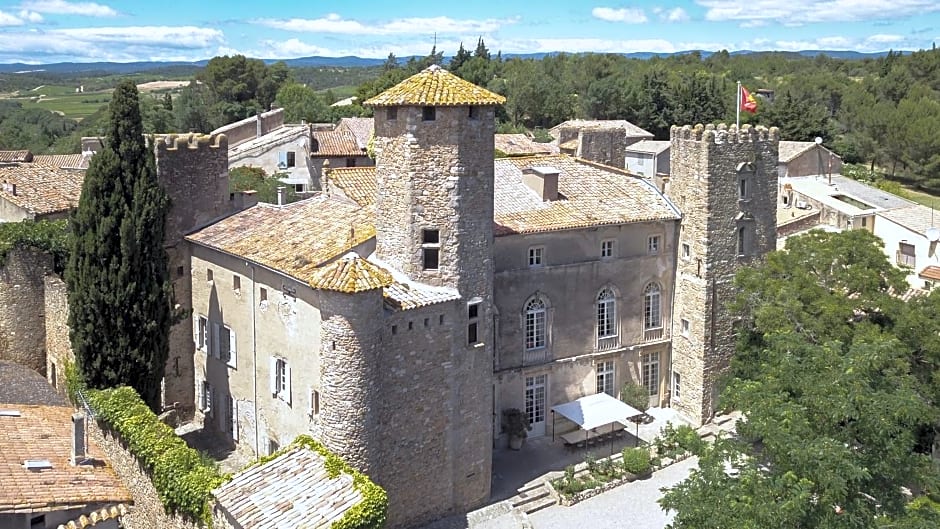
[667,124,779,425]
[363,66,505,525]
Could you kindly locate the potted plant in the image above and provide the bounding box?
[502,408,531,450]
[620,381,652,423]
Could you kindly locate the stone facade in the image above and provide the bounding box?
[667,124,779,425]
[0,247,52,373]
[577,128,629,169]
[44,275,71,393]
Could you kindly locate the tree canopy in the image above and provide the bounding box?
[660,229,940,529]
[65,80,180,410]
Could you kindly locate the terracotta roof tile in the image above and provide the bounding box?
[383,281,460,310]
[495,134,557,156]
[919,266,940,281]
[0,150,32,163]
[31,154,90,170]
[364,65,505,107]
[310,253,393,293]
[0,362,68,406]
[311,129,364,158]
[329,167,378,207]
[56,503,130,529]
[0,405,132,513]
[185,194,375,286]
[0,164,84,217]
[212,446,362,529]
[550,119,653,139]
[336,117,374,150]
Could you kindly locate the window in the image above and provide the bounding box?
[422,106,436,121]
[50,362,56,388]
[636,156,645,166]
[270,357,291,405]
[207,268,213,282]
[738,178,748,199]
[386,107,397,121]
[260,287,267,302]
[233,275,241,291]
[642,352,660,397]
[468,106,479,120]
[267,439,280,456]
[226,395,238,440]
[596,360,615,396]
[345,158,356,167]
[597,288,617,339]
[898,242,916,268]
[648,235,660,255]
[467,300,481,345]
[422,229,440,270]
[681,318,690,338]
[737,227,747,256]
[277,151,296,168]
[601,240,614,258]
[862,217,867,227]
[524,296,547,351]
[672,372,681,401]
[200,380,213,414]
[644,283,662,330]
[177,265,184,277]
[681,243,691,259]
[528,246,544,268]
[196,315,208,351]
[293,184,305,193]
[308,387,320,416]
[211,324,237,368]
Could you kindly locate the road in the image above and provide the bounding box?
[528,456,697,529]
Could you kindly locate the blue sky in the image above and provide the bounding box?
[0,0,937,63]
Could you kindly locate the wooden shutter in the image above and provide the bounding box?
[227,328,237,369]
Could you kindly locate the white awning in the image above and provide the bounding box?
[551,392,644,431]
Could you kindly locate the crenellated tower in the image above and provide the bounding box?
[666,123,779,425]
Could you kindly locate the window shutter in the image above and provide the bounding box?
[197,379,204,410]
[211,323,221,359]
[269,357,278,396]
[284,365,292,406]
[231,397,239,441]
[193,314,199,346]
[227,328,237,369]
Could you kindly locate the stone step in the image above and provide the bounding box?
[510,486,550,510]
[520,496,556,515]
[516,479,546,495]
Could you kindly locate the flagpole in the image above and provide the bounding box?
[736,81,741,130]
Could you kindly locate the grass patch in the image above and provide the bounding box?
[899,185,940,210]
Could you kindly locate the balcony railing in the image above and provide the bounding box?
[523,348,551,366]
[897,251,915,269]
[596,335,620,351]
[643,327,667,342]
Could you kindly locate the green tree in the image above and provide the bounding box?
[660,230,940,529]
[450,42,472,72]
[65,80,179,410]
[229,166,297,204]
[275,82,330,123]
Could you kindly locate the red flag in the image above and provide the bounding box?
[740,85,758,114]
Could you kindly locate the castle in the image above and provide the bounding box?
[1,66,779,528]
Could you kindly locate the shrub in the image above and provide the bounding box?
[88,386,223,525]
[622,447,652,475]
[620,382,650,414]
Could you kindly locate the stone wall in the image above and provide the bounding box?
[86,417,202,529]
[777,211,821,238]
[44,275,71,392]
[0,247,52,373]
[211,108,285,148]
[667,124,779,425]
[577,128,627,169]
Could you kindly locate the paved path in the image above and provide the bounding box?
[528,457,698,529]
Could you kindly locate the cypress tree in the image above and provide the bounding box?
[66,80,176,410]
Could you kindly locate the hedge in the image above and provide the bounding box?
[0,219,69,272]
[239,434,388,529]
[87,386,224,525]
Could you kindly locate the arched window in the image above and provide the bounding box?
[643,283,661,330]
[597,288,617,338]
[524,296,547,351]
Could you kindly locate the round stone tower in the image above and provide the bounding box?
[666,123,780,425]
[313,254,391,474]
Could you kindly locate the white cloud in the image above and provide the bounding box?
[740,20,767,28]
[254,14,516,35]
[866,33,904,43]
[661,7,690,22]
[741,33,913,52]
[20,0,118,17]
[0,10,24,25]
[697,0,940,25]
[257,38,332,58]
[18,9,42,22]
[591,7,648,23]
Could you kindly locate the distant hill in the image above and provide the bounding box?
[0,49,904,75]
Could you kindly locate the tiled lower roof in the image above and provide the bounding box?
[56,503,130,529]
[311,253,393,293]
[0,405,132,513]
[212,446,362,529]
[919,266,940,282]
[0,150,32,163]
[495,134,557,156]
[32,154,90,170]
[0,164,84,216]
[0,362,67,406]
[311,129,364,158]
[186,194,375,287]
[328,167,377,207]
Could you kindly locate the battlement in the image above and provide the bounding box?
[671,123,780,144]
[151,133,227,152]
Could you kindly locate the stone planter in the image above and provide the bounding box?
[508,435,525,450]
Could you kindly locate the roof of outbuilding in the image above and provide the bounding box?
[919,266,940,281]
[0,150,32,163]
[212,446,363,529]
[335,117,374,150]
[0,362,67,406]
[494,134,557,156]
[0,405,132,513]
[327,167,377,207]
[625,140,671,155]
[0,164,84,216]
[31,154,90,171]
[363,65,506,107]
[185,194,375,287]
[310,253,392,293]
[550,119,654,139]
[311,129,364,158]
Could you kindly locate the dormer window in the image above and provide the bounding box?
[387,107,397,121]
[422,106,436,121]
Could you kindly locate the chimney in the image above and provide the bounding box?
[276,186,286,206]
[522,166,560,201]
[71,412,86,465]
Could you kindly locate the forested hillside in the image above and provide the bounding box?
[2,46,938,188]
